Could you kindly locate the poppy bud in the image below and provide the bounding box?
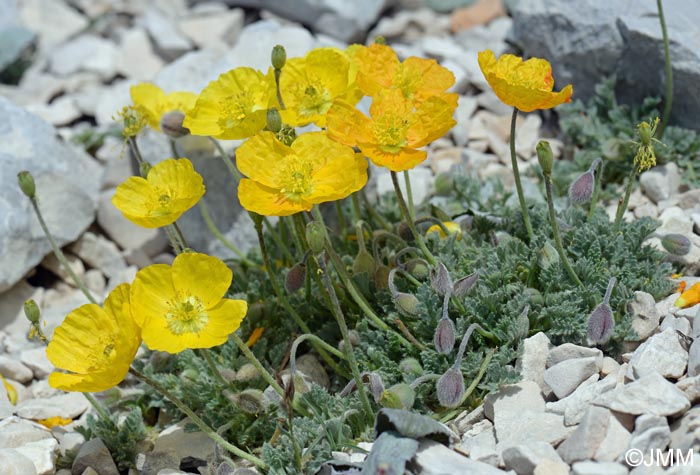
[374,265,390,290]
[434,173,454,196]
[285,262,306,293]
[568,170,595,204]
[453,272,478,298]
[536,141,553,175]
[160,111,189,138]
[398,222,413,242]
[139,161,152,178]
[180,368,199,384]
[23,299,40,324]
[538,241,559,269]
[352,249,376,276]
[271,45,286,70]
[405,258,429,280]
[587,302,614,345]
[436,367,464,408]
[399,357,423,377]
[235,389,266,414]
[430,262,453,296]
[366,372,385,403]
[433,317,456,354]
[219,368,237,383]
[267,108,282,133]
[236,363,261,382]
[17,171,36,199]
[661,234,691,256]
[395,292,420,317]
[306,221,326,255]
[381,383,416,410]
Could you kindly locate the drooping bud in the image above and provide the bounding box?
[433,317,456,354]
[587,277,617,345]
[139,161,152,178]
[536,140,553,175]
[160,110,189,138]
[405,258,429,280]
[434,173,454,196]
[453,272,478,298]
[436,367,464,408]
[23,299,40,324]
[352,249,376,276]
[397,222,413,242]
[538,241,560,269]
[266,108,282,133]
[17,171,36,199]
[306,221,326,255]
[374,265,390,290]
[661,234,691,256]
[381,383,416,410]
[236,363,261,382]
[235,389,266,414]
[398,357,423,377]
[430,262,453,296]
[271,44,286,70]
[395,292,420,317]
[366,372,385,403]
[568,170,595,204]
[219,368,237,383]
[285,262,306,293]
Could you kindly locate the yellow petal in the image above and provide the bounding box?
[399,57,456,105]
[408,96,457,148]
[355,43,399,97]
[199,298,247,341]
[236,132,292,188]
[326,100,373,147]
[308,148,368,202]
[172,253,232,308]
[130,264,176,328]
[112,176,163,228]
[360,143,427,172]
[238,179,310,216]
[131,83,167,129]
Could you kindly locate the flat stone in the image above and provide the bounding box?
[178,8,244,49]
[71,438,119,475]
[544,356,600,399]
[0,97,102,293]
[140,7,193,60]
[0,417,53,448]
[547,373,617,426]
[547,343,603,368]
[601,357,620,377]
[496,410,573,452]
[40,252,85,287]
[595,373,690,417]
[459,420,498,465]
[676,375,700,403]
[0,355,34,383]
[669,407,700,452]
[452,405,484,434]
[502,441,565,475]
[15,392,90,420]
[153,420,216,465]
[639,163,681,204]
[628,291,662,341]
[572,461,628,475]
[516,332,552,396]
[115,28,164,80]
[557,406,611,464]
[50,35,118,79]
[659,315,691,336]
[412,439,508,475]
[0,448,38,475]
[534,459,569,475]
[19,347,53,379]
[19,0,88,51]
[625,328,688,380]
[14,438,58,475]
[70,232,128,279]
[484,381,545,422]
[629,426,671,454]
[594,413,630,462]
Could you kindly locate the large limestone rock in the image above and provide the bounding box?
[0,97,102,292]
[510,0,700,131]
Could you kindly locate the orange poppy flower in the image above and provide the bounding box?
[675,282,700,308]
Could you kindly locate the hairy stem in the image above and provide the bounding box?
[509,107,534,241]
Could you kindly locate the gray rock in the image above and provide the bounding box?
[411,439,509,475]
[140,7,193,60]
[49,35,118,79]
[178,8,244,49]
[511,0,700,131]
[496,410,572,452]
[0,97,102,293]
[516,332,552,395]
[0,417,53,448]
[295,354,330,390]
[687,338,700,377]
[659,314,691,336]
[211,0,390,42]
[628,291,662,341]
[676,375,700,403]
[640,164,681,204]
[71,438,119,475]
[69,231,128,279]
[136,449,180,475]
[669,407,700,452]
[153,420,216,465]
[14,438,58,475]
[547,343,602,368]
[502,441,565,475]
[594,414,630,462]
[484,381,545,422]
[625,327,688,380]
[556,374,616,426]
[0,25,35,73]
[115,28,164,80]
[19,346,53,379]
[534,459,570,475]
[595,372,690,417]
[459,420,498,465]
[557,406,611,464]
[544,356,600,399]
[572,461,628,475]
[0,449,38,475]
[0,355,34,383]
[15,392,90,420]
[19,0,88,51]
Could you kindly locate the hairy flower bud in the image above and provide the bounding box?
[397,222,413,242]
[453,272,478,298]
[236,363,261,382]
[352,249,376,276]
[661,234,691,256]
[399,357,423,377]
[180,368,199,384]
[17,171,36,199]
[433,317,456,354]
[536,140,553,175]
[568,170,595,204]
[266,108,282,133]
[285,262,306,293]
[381,383,416,410]
[405,258,429,280]
[430,262,453,296]
[236,389,266,414]
[538,241,560,269]
[160,110,189,138]
[436,367,464,408]
[587,303,614,345]
[306,221,326,255]
[395,292,420,317]
[374,265,390,290]
[23,299,40,324]
[271,44,286,70]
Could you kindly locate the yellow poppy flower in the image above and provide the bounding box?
[183,67,278,140]
[426,221,462,240]
[130,83,197,132]
[46,284,141,392]
[37,416,73,429]
[478,50,573,113]
[130,252,248,353]
[237,131,368,216]
[354,43,458,108]
[112,158,205,228]
[1,375,17,405]
[327,89,456,172]
[280,47,361,127]
[675,282,700,308]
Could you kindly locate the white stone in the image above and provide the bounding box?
[639,163,681,204]
[19,0,88,51]
[676,375,700,403]
[413,439,508,475]
[547,343,603,367]
[594,414,631,462]
[625,327,688,380]
[595,372,690,416]
[70,232,128,279]
[15,392,90,420]
[116,28,164,80]
[451,95,478,146]
[515,115,542,160]
[0,355,34,383]
[557,406,611,464]
[14,438,58,475]
[628,291,662,341]
[179,8,244,49]
[516,332,552,396]
[555,374,616,426]
[140,7,193,59]
[601,357,620,377]
[0,417,53,448]
[40,252,85,287]
[572,461,628,475]
[460,420,498,465]
[660,314,692,335]
[544,356,600,399]
[50,35,118,79]
[502,441,565,475]
[0,449,38,475]
[484,381,544,422]
[534,459,569,475]
[19,347,53,379]
[25,96,82,127]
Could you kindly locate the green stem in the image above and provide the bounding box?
[230,332,285,398]
[390,171,436,266]
[164,226,183,255]
[351,193,362,224]
[656,0,673,138]
[83,392,111,421]
[614,165,638,230]
[361,190,392,232]
[129,368,266,470]
[169,139,180,158]
[127,136,145,166]
[264,217,295,263]
[198,202,255,267]
[509,107,534,242]
[290,334,347,366]
[209,137,242,181]
[439,348,495,422]
[403,170,415,220]
[274,68,286,110]
[171,221,189,250]
[544,173,583,287]
[29,199,97,304]
[335,200,347,236]
[198,349,228,386]
[588,160,605,222]
[311,208,414,349]
[314,254,374,423]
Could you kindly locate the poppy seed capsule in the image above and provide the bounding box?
[381,383,416,410]
[661,234,691,256]
[399,357,423,377]
[160,110,189,138]
[395,292,420,316]
[568,170,595,204]
[17,171,36,199]
[536,141,553,175]
[436,367,464,408]
[306,221,326,255]
[352,249,376,276]
[267,108,282,133]
[23,299,40,324]
[271,45,286,70]
[235,389,265,414]
[285,262,306,293]
[433,317,456,354]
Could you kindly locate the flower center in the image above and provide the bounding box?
[86,335,117,370]
[297,80,331,119]
[373,114,409,153]
[278,155,313,203]
[165,294,208,335]
[218,93,251,130]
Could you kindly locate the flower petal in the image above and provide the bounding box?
[172,252,232,308]
[130,264,175,328]
[236,132,291,188]
[326,100,373,147]
[360,143,427,172]
[238,178,310,216]
[355,44,399,97]
[131,83,167,129]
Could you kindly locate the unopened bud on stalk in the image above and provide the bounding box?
[587,277,617,345]
[436,367,464,408]
[430,262,453,296]
[433,317,456,354]
[568,170,595,204]
[17,171,36,199]
[266,108,282,133]
[160,111,189,138]
[235,389,266,414]
[306,221,326,255]
[452,272,478,298]
[405,258,429,280]
[538,241,560,269]
[395,293,420,316]
[381,383,416,410]
[352,249,376,276]
[180,368,199,384]
[271,45,286,70]
[285,262,306,293]
[236,363,261,382]
[399,357,423,377]
[23,299,40,324]
[374,264,390,290]
[397,222,413,242]
[661,234,691,256]
[536,140,553,175]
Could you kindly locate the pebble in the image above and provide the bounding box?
[0,448,38,475]
[19,347,53,379]
[515,332,552,396]
[628,291,662,341]
[546,344,603,367]
[459,420,498,465]
[0,355,34,383]
[14,438,58,475]
[557,406,611,464]
[70,232,129,279]
[625,327,688,380]
[153,420,216,465]
[595,372,690,417]
[15,392,90,420]
[502,441,564,475]
[593,413,630,462]
[543,356,600,399]
[571,461,629,475]
[72,438,120,475]
[0,417,53,448]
